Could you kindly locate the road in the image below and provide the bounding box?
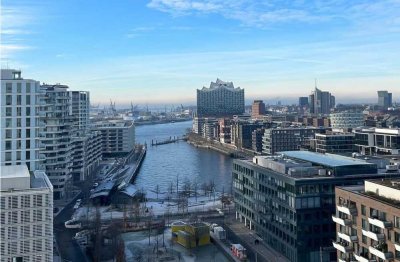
[54,192,88,262]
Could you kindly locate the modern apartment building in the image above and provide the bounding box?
[232,151,395,262]
[92,119,135,157]
[309,87,335,115]
[377,91,393,109]
[192,117,205,136]
[251,100,266,118]
[262,127,325,154]
[252,128,265,153]
[70,131,102,182]
[68,90,102,181]
[231,122,264,150]
[0,165,53,262]
[202,118,218,140]
[330,112,364,129]
[354,127,400,155]
[0,69,44,171]
[315,133,355,154]
[197,78,244,117]
[333,179,400,262]
[69,91,90,132]
[41,84,73,200]
[218,118,232,144]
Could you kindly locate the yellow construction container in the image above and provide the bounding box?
[172,221,210,248]
[171,221,186,233]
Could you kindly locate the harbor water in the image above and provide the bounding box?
[134,121,233,193]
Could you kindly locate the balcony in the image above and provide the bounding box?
[338,232,358,243]
[368,217,392,229]
[337,205,357,216]
[333,215,352,226]
[353,253,376,262]
[333,241,353,253]
[395,243,400,252]
[369,246,393,260]
[362,229,385,241]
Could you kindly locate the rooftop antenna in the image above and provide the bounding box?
[315,78,317,89]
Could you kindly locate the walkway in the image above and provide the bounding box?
[224,216,289,262]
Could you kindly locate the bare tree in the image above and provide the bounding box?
[133,198,140,223]
[93,206,102,262]
[115,236,126,262]
[201,182,208,196]
[183,178,191,198]
[192,180,199,202]
[168,181,174,195]
[155,184,160,200]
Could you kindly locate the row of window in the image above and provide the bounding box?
[4,82,34,93]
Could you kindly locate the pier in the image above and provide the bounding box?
[151,135,187,146]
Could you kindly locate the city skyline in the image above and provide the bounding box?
[2,0,400,104]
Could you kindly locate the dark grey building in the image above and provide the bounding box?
[377,90,392,108]
[232,151,396,262]
[315,133,355,154]
[252,128,265,153]
[262,127,325,154]
[231,121,264,150]
[309,88,335,115]
[298,97,309,107]
[197,79,244,117]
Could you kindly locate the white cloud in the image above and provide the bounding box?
[147,0,221,14]
[147,0,400,31]
[0,4,37,62]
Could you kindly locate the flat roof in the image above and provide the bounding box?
[0,165,30,178]
[279,151,375,167]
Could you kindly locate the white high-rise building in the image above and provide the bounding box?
[0,165,53,262]
[92,119,135,157]
[0,69,44,171]
[68,90,102,182]
[41,84,73,200]
[69,91,90,133]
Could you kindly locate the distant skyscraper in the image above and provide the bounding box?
[377,90,392,108]
[298,96,308,107]
[309,87,335,115]
[0,69,44,171]
[197,78,244,117]
[251,100,265,118]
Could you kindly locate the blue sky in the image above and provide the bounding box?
[1,0,400,106]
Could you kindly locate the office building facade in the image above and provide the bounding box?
[333,179,400,261]
[262,127,325,154]
[330,112,364,129]
[354,128,400,155]
[233,151,394,262]
[197,78,244,117]
[0,165,53,262]
[315,133,355,154]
